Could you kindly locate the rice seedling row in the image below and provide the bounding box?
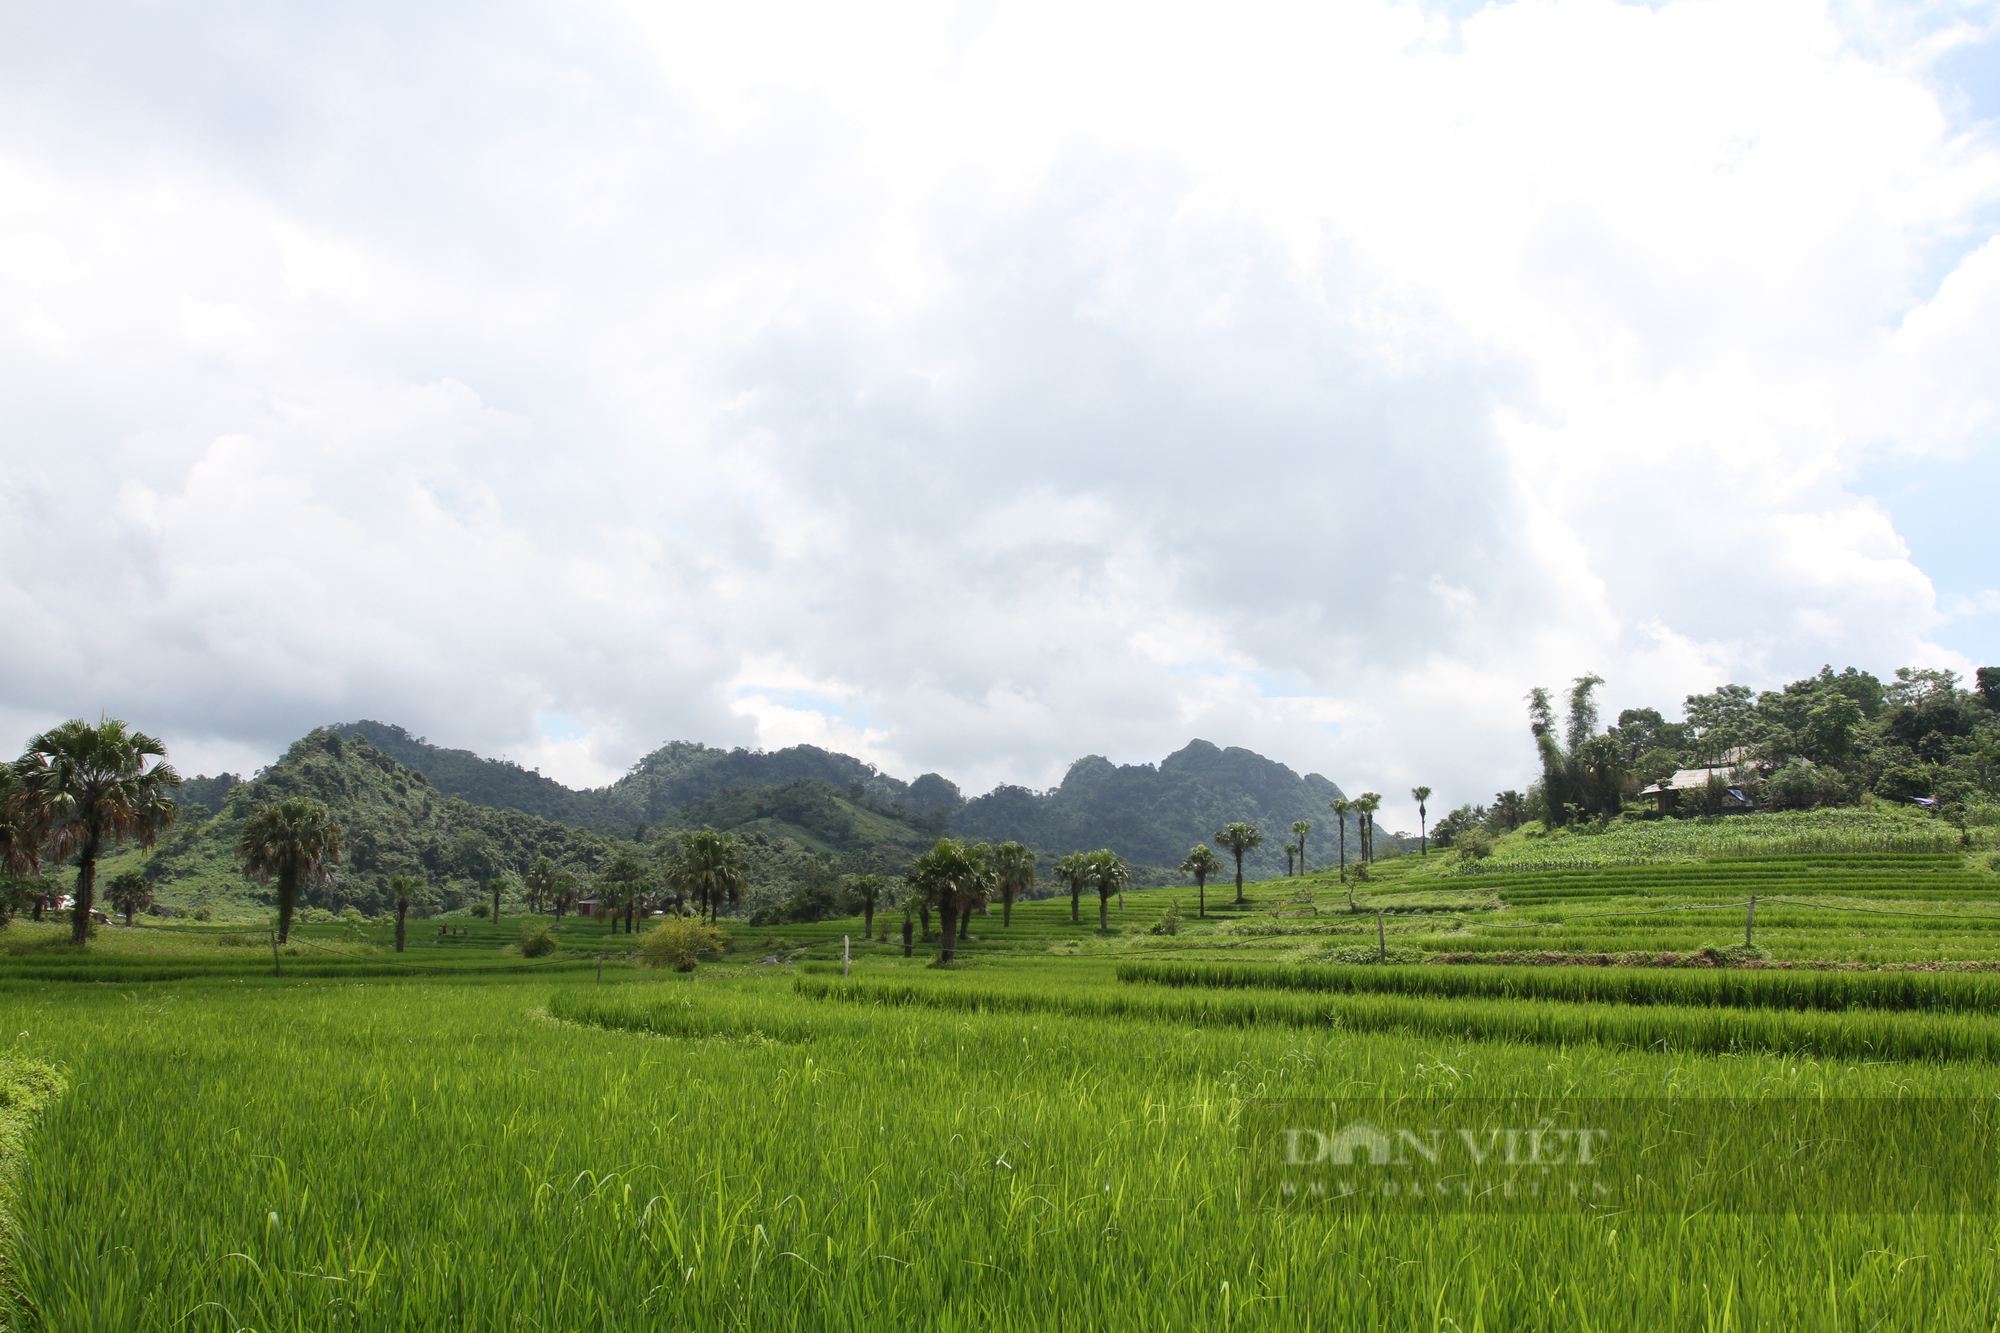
[1114,959,2000,1013]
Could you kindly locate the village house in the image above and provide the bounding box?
[1637,747,1755,814]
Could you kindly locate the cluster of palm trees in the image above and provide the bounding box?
[1048,848,1129,932]
[1172,783,1439,917]
[905,838,1043,961]
[1326,791,1390,876]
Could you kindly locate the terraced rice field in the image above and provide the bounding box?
[1,843,1998,1328]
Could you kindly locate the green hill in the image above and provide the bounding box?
[137,728,629,916]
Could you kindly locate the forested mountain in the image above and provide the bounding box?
[954,739,1355,881]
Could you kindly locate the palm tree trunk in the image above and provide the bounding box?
[939,900,958,962]
[920,901,932,940]
[1003,892,1012,928]
[958,908,969,941]
[70,828,103,945]
[395,903,408,952]
[277,866,299,943]
[1071,887,1080,922]
[1234,853,1245,905]
[1198,876,1206,918]
[1098,893,1108,931]
[864,902,874,938]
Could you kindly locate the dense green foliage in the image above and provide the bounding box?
[1501,664,2000,832]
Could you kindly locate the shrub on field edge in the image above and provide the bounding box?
[1455,829,1495,861]
[518,922,559,958]
[1149,899,1183,936]
[636,917,724,971]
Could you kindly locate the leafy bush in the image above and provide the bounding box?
[1761,759,1850,810]
[470,903,490,919]
[1455,829,1495,861]
[193,906,212,922]
[636,918,725,972]
[518,922,559,958]
[1148,899,1182,936]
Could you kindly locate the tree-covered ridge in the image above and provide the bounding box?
[330,722,1360,884]
[953,739,1357,880]
[333,722,962,838]
[335,721,603,828]
[145,728,628,915]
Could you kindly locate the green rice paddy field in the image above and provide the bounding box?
[4,835,2000,1329]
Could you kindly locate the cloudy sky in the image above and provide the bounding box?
[4,0,1998,830]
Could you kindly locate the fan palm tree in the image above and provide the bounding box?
[1213,823,1263,905]
[0,762,35,881]
[1329,798,1353,881]
[1356,793,1383,863]
[664,829,749,924]
[845,873,886,938]
[989,842,1036,927]
[1411,787,1433,856]
[106,869,153,924]
[1292,820,1312,875]
[1054,852,1088,923]
[1178,843,1221,918]
[1084,849,1130,930]
[388,873,427,952]
[489,874,517,926]
[17,718,181,945]
[236,796,342,944]
[906,838,988,962]
[523,856,562,915]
